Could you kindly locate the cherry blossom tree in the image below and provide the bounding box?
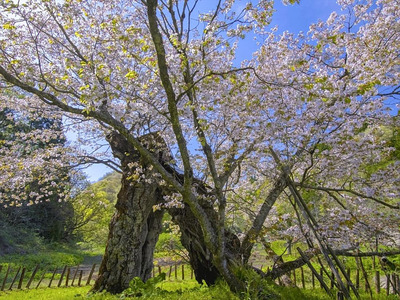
[0,0,399,296]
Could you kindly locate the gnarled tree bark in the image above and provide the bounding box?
[92,132,165,293]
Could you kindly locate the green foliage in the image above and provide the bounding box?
[120,273,167,298]
[0,107,74,243]
[155,232,183,254]
[0,248,83,271]
[0,213,45,255]
[72,172,120,249]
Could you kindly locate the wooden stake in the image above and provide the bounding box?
[375,271,380,294]
[392,274,398,294]
[386,274,390,295]
[1,265,11,291]
[355,269,360,289]
[26,265,39,289]
[346,268,350,291]
[357,256,371,298]
[8,267,21,290]
[300,267,305,289]
[86,264,96,285]
[297,248,332,298]
[65,267,70,287]
[78,270,83,286]
[48,268,57,288]
[78,270,83,287]
[320,268,324,289]
[168,265,172,279]
[17,267,26,289]
[36,269,47,289]
[182,265,185,280]
[57,266,67,287]
[158,265,161,276]
[71,265,80,286]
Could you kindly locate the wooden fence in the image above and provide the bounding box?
[0,262,194,292]
[1,260,399,298]
[0,263,98,291]
[271,265,400,297]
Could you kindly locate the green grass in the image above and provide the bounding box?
[0,286,94,300]
[0,281,399,300]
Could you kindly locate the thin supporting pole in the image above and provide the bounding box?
[8,267,21,290]
[48,268,57,288]
[17,267,26,289]
[1,265,11,291]
[26,265,39,289]
[297,248,333,298]
[57,266,67,287]
[36,269,47,289]
[86,264,96,285]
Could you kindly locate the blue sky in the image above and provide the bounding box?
[84,0,342,182]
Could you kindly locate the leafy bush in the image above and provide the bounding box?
[120,273,167,298]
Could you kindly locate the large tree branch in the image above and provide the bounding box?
[265,248,400,280]
[240,172,288,263]
[294,183,399,210]
[0,64,184,194]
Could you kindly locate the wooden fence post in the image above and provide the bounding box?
[57,266,67,287]
[392,274,398,294]
[375,271,380,294]
[1,265,11,291]
[355,269,359,289]
[26,265,39,289]
[297,248,332,298]
[48,268,57,288]
[17,267,26,289]
[346,268,350,291]
[36,269,47,289]
[357,256,372,297]
[66,268,71,287]
[9,267,21,290]
[71,265,79,286]
[78,270,83,287]
[86,264,96,285]
[386,274,390,295]
[320,268,324,289]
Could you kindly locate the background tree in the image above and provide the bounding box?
[0,97,75,243]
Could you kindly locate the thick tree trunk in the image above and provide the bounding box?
[92,132,165,294]
[93,132,243,292]
[168,203,220,285]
